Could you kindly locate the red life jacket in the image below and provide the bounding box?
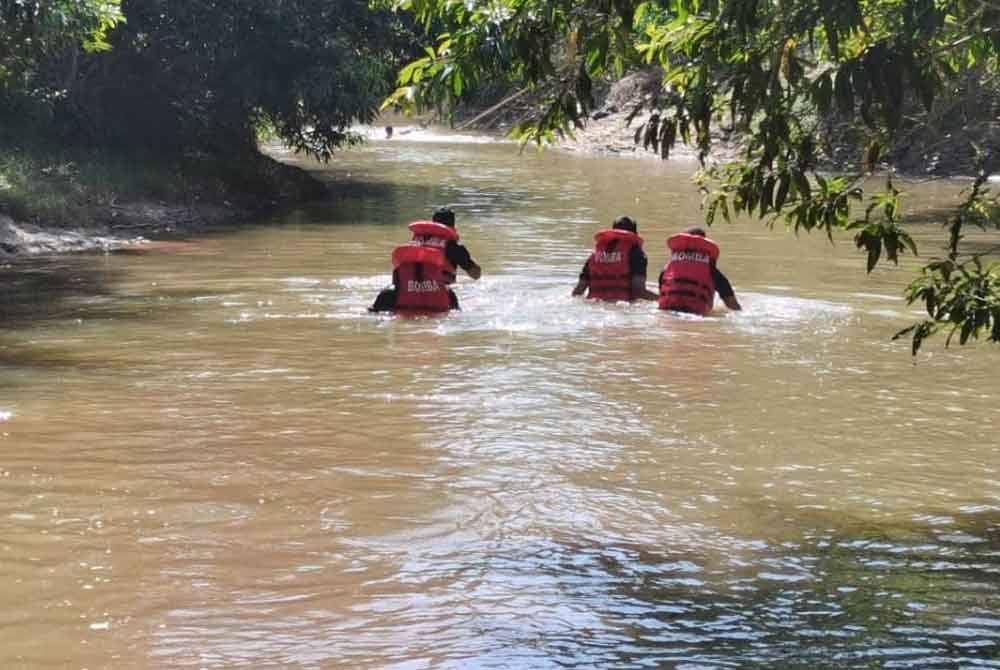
[392,245,453,313]
[408,221,459,284]
[585,229,644,301]
[658,233,720,315]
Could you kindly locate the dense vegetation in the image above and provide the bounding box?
[389,0,1000,353]
[0,0,419,219]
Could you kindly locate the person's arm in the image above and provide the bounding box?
[573,259,591,296]
[448,243,482,280]
[630,246,659,301]
[631,274,659,301]
[712,266,742,311]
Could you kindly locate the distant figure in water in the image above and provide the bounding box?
[385,125,393,139]
[658,227,741,315]
[572,216,658,302]
[369,207,482,314]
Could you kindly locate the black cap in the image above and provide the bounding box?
[684,226,707,237]
[612,215,637,233]
[432,207,456,228]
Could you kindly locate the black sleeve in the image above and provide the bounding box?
[712,266,735,299]
[630,246,648,278]
[579,259,591,281]
[446,242,475,272]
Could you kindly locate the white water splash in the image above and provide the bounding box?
[316,272,855,347]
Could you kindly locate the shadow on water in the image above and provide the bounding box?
[234,183,435,230]
[0,256,202,377]
[324,178,428,207]
[311,168,549,227]
[0,257,120,329]
[317,179,438,226]
[475,511,1000,669]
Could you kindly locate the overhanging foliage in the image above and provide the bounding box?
[388,0,1000,354]
[1,0,421,161]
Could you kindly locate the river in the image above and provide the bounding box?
[1,132,999,669]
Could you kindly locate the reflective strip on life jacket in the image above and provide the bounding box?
[586,229,644,301]
[658,233,720,315]
[393,245,453,313]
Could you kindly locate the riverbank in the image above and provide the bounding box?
[459,70,752,165]
[464,68,999,176]
[2,72,991,260]
[0,134,327,257]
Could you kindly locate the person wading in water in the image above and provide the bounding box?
[573,216,658,302]
[369,207,482,313]
[658,227,742,315]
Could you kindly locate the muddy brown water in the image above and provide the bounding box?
[1,132,999,669]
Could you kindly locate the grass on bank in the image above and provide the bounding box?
[0,125,326,229]
[0,133,197,227]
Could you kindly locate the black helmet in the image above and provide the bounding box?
[612,215,637,233]
[432,207,456,228]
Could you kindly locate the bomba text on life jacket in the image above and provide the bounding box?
[407,279,441,292]
[595,251,623,264]
[671,251,711,264]
[414,237,447,248]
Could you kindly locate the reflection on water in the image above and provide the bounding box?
[1,134,999,669]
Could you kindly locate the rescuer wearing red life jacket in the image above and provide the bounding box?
[369,207,482,313]
[658,227,742,315]
[572,216,659,302]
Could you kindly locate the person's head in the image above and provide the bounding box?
[684,226,707,237]
[612,215,637,233]
[432,207,456,228]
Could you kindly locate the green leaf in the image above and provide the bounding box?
[867,236,882,273]
[863,140,881,171]
[885,230,899,263]
[398,58,427,85]
[761,175,776,216]
[898,229,918,256]
[960,318,975,345]
[793,170,811,201]
[775,173,790,210]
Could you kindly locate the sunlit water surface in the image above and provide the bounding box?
[1,133,999,669]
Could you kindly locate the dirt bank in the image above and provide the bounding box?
[466,69,741,164]
[0,203,234,257]
[466,68,1000,176]
[0,142,327,258]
